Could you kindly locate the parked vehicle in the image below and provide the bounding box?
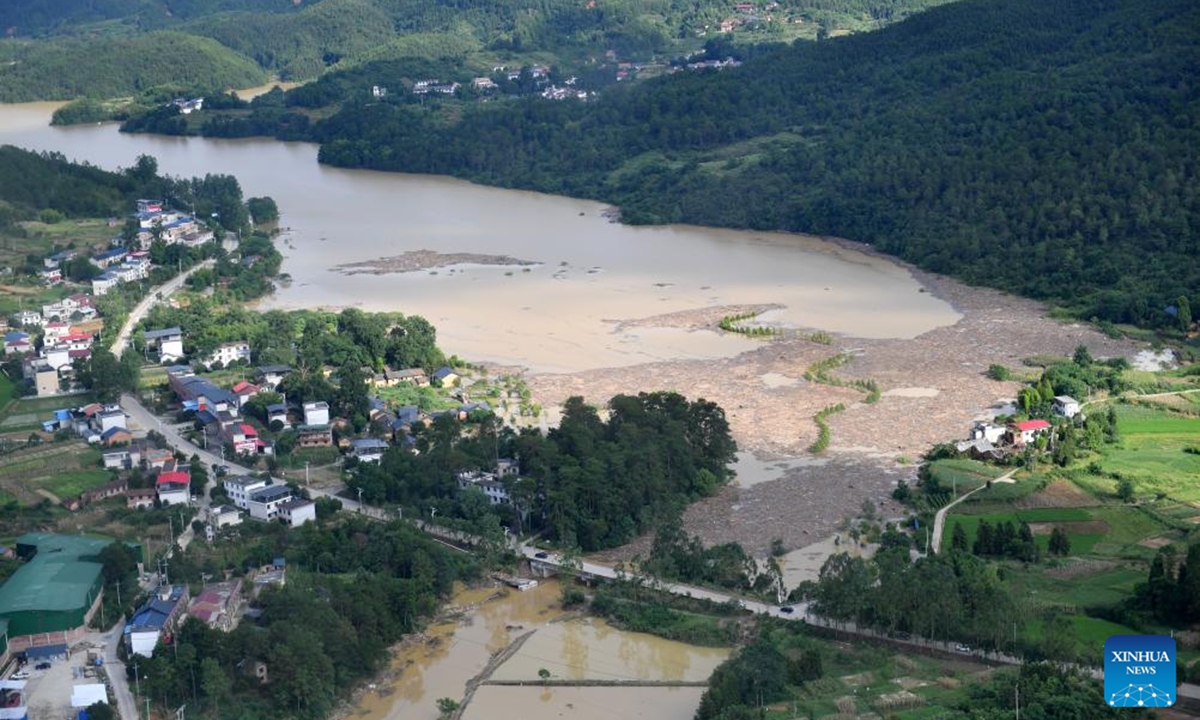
[34,662,51,670]
[954,643,972,653]
[778,606,795,614]
[534,552,549,559]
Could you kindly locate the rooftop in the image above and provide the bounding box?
[0,534,111,615]
[144,327,182,340]
[249,485,292,503]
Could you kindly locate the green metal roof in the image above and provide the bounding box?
[0,534,110,614]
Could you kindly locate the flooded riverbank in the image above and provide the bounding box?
[0,101,959,372]
[341,581,729,720]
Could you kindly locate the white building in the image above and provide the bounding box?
[1052,395,1081,418]
[224,476,269,509]
[456,470,511,506]
[144,327,184,362]
[247,485,294,521]
[278,498,316,527]
[303,401,329,426]
[209,504,243,528]
[13,310,42,327]
[206,341,251,368]
[969,421,1007,444]
[157,482,190,507]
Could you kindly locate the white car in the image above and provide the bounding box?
[954,643,972,653]
[10,670,29,680]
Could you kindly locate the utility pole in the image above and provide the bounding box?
[357,487,363,514]
[1015,682,1020,720]
[305,461,310,485]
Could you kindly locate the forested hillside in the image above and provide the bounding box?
[0,32,266,101]
[0,0,954,100]
[309,0,1199,327]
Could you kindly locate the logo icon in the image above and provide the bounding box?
[1105,635,1175,707]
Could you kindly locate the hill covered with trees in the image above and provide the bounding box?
[0,32,267,102]
[304,0,1198,328]
[0,0,955,100]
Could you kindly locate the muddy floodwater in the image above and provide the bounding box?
[342,581,729,720]
[0,102,958,372]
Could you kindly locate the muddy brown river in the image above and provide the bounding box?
[0,102,957,372]
[344,581,728,720]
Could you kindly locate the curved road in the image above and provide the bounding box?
[930,469,1016,553]
[110,260,213,358]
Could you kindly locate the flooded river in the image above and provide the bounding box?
[0,102,958,372]
[344,581,728,720]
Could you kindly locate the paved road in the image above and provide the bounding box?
[110,260,213,358]
[930,469,1016,554]
[101,619,138,720]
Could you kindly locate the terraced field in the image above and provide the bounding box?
[0,441,109,505]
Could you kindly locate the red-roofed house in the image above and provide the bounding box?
[232,381,260,408]
[156,470,191,487]
[221,422,264,456]
[1009,419,1051,446]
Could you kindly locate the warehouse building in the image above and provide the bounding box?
[0,534,112,653]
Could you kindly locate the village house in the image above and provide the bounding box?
[13,310,42,328]
[1052,395,1081,418]
[168,367,239,419]
[206,341,251,368]
[348,437,389,464]
[89,247,127,269]
[42,294,98,322]
[277,498,316,527]
[296,424,333,448]
[222,422,271,457]
[370,368,428,388]
[266,402,288,427]
[432,366,459,387]
[80,479,128,505]
[303,401,330,426]
[144,327,184,362]
[39,266,62,285]
[101,427,134,447]
[247,485,294,521]
[4,331,31,355]
[456,470,511,506]
[188,580,243,632]
[223,476,268,510]
[255,364,293,389]
[156,471,191,506]
[126,488,157,509]
[208,505,243,529]
[187,578,241,628]
[1008,419,1051,447]
[125,585,190,657]
[232,381,260,408]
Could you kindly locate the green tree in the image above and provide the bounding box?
[1179,295,1193,333]
[986,364,1011,381]
[247,196,280,224]
[1072,344,1093,367]
[951,522,968,553]
[84,702,115,720]
[1116,478,1135,503]
[200,657,231,716]
[1048,527,1071,556]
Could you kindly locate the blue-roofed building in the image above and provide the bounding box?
[125,585,189,657]
[431,366,459,386]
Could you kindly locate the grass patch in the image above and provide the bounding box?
[39,469,113,498]
[1078,406,1200,502]
[927,458,1006,493]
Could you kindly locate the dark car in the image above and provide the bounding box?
[34,662,51,670]
[895,631,912,641]
[778,606,795,614]
[534,551,549,559]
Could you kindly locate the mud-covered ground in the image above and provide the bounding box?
[523,245,1142,559]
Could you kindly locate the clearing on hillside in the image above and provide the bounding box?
[1017,479,1100,508]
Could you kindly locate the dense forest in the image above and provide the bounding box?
[0,0,954,100]
[0,33,266,102]
[350,391,738,551]
[297,0,1198,328]
[0,146,255,236]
